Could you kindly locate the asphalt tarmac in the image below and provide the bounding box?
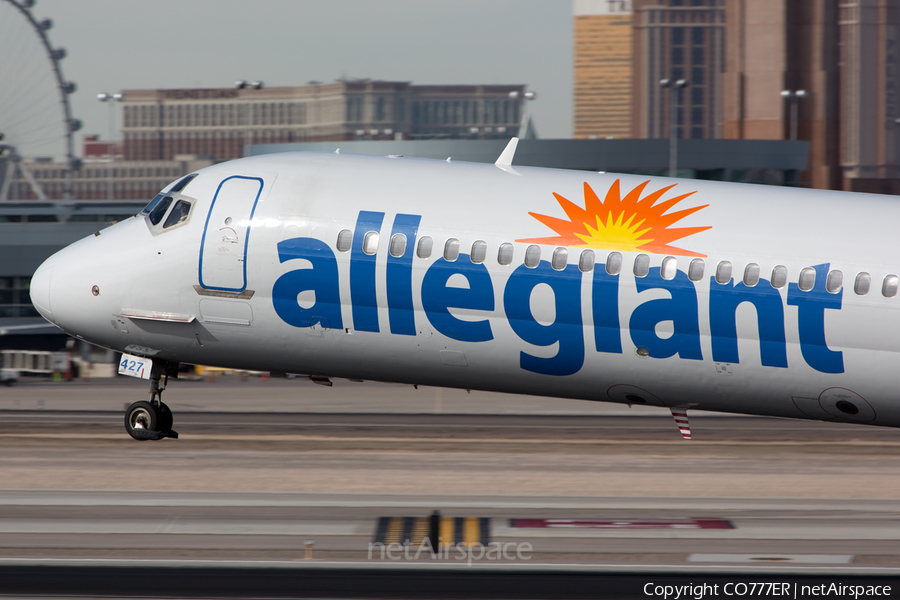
[1,375,899,596]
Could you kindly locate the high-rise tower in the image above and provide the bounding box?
[573,0,634,139]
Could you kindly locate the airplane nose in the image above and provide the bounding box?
[29,264,54,323]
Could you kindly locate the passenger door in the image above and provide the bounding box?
[198,175,264,293]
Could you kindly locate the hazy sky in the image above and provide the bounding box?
[2,0,573,159]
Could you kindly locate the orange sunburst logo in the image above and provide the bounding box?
[516,179,711,258]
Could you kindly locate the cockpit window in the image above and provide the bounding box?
[148,196,173,226]
[162,200,192,229]
[141,193,165,216]
[169,174,197,193]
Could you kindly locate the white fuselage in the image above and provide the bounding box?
[29,152,900,427]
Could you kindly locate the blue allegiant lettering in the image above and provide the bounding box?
[272,237,343,329]
[386,214,421,336]
[350,211,384,332]
[787,263,844,374]
[504,261,585,376]
[592,265,622,354]
[629,267,703,360]
[273,211,848,378]
[421,256,494,342]
[710,277,788,368]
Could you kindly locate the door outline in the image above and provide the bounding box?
[198,175,264,293]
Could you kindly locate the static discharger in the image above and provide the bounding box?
[671,408,692,440]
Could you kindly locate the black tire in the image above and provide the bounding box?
[157,401,173,432]
[124,401,158,441]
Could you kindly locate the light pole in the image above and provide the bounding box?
[780,89,807,141]
[508,90,537,139]
[235,80,263,157]
[97,92,123,200]
[660,78,688,178]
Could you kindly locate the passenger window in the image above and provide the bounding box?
[363,231,379,255]
[883,274,899,298]
[661,256,677,280]
[743,263,760,287]
[524,245,541,268]
[688,258,704,282]
[162,200,191,229]
[854,272,871,295]
[578,249,595,273]
[443,238,459,261]
[148,196,173,226]
[606,252,622,275]
[417,236,433,259]
[470,240,487,264]
[389,233,407,258]
[551,247,568,271]
[497,243,514,265]
[798,267,816,291]
[633,254,650,278]
[771,265,788,289]
[825,270,843,294]
[336,229,352,252]
[715,261,732,284]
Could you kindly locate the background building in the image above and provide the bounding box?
[1,154,212,201]
[838,0,900,194]
[631,0,725,140]
[575,0,900,192]
[722,0,843,190]
[0,80,530,200]
[722,0,900,193]
[573,0,634,139]
[120,80,528,163]
[252,137,807,184]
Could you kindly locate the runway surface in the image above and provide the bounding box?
[1,376,900,596]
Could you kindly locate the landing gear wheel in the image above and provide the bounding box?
[124,358,180,441]
[157,401,174,432]
[125,401,158,441]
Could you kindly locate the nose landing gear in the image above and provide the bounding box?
[124,359,179,441]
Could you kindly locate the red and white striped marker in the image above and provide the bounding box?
[670,408,692,440]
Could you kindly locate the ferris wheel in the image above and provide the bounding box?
[0,0,81,200]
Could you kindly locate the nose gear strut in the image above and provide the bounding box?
[124,359,179,441]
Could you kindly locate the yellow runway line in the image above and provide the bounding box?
[384,516,403,545]
[411,517,427,545]
[440,516,454,548]
[463,516,480,547]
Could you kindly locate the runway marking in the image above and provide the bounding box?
[0,416,803,432]
[2,492,900,513]
[373,516,489,548]
[0,557,893,574]
[510,518,734,529]
[0,433,899,447]
[0,411,869,431]
[689,553,854,564]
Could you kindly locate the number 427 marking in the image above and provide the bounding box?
[118,353,151,380]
